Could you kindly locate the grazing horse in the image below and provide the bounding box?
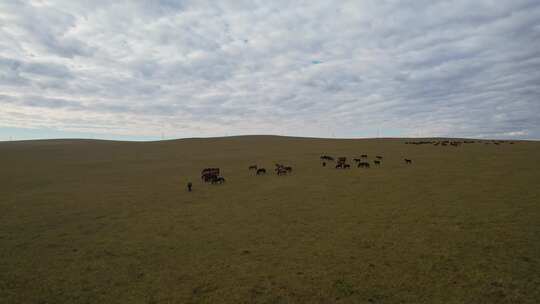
[404,159,412,164]
[275,164,292,175]
[249,165,257,170]
[201,168,219,182]
[276,168,287,175]
[320,155,334,161]
[256,168,266,175]
[373,160,381,166]
[336,163,350,169]
[358,162,370,168]
[211,176,225,184]
[202,172,217,182]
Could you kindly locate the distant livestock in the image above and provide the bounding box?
[201,168,220,182]
[336,163,351,169]
[256,168,266,175]
[358,162,370,168]
[275,164,292,175]
[276,168,288,175]
[211,176,226,184]
[404,159,412,164]
[373,160,381,166]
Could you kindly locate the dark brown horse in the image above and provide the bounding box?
[211,176,225,184]
[202,173,217,182]
[358,162,370,168]
[276,168,287,175]
[201,168,219,182]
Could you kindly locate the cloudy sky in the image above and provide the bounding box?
[1,0,539,141]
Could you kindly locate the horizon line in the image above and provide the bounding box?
[0,134,536,144]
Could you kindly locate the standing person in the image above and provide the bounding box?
[187,182,192,192]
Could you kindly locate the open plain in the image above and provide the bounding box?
[1,136,539,303]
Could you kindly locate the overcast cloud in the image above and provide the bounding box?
[1,0,539,139]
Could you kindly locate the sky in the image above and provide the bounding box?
[1,0,540,141]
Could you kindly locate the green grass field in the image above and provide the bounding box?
[1,136,539,303]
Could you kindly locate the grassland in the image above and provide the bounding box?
[0,136,539,303]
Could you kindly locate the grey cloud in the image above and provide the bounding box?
[0,0,539,139]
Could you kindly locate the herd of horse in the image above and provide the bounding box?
[201,168,225,184]
[191,140,516,190]
[321,154,409,169]
[198,163,294,187]
[406,139,514,146]
[201,154,412,181]
[196,153,415,190]
[249,164,293,176]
